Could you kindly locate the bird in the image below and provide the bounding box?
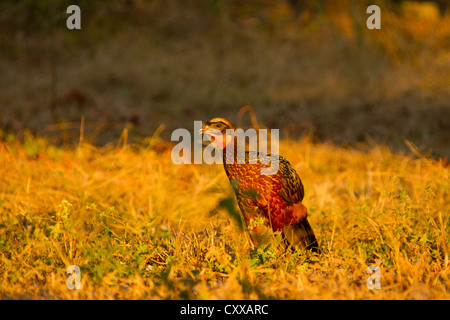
[199,117,319,253]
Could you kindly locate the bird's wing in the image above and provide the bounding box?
[244,151,304,204]
[278,156,304,204]
[230,178,260,209]
[244,152,304,204]
[232,181,267,226]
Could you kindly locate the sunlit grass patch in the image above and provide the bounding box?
[0,132,448,299]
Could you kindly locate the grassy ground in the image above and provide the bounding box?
[0,131,448,299]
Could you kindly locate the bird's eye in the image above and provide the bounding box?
[216,124,222,128]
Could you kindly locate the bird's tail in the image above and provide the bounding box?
[283,218,320,253]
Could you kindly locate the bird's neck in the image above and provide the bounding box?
[222,136,245,166]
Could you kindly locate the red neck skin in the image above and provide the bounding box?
[213,133,231,150]
[215,134,242,165]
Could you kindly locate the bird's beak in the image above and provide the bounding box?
[197,125,209,135]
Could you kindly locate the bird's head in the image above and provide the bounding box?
[198,118,235,150]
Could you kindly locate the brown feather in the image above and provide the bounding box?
[202,118,319,252]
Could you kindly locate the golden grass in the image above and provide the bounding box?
[0,131,448,299]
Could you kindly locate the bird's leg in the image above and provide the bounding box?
[248,216,273,248]
[246,213,274,249]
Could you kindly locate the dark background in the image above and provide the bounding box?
[0,0,449,157]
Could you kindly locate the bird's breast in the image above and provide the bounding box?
[225,163,296,229]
